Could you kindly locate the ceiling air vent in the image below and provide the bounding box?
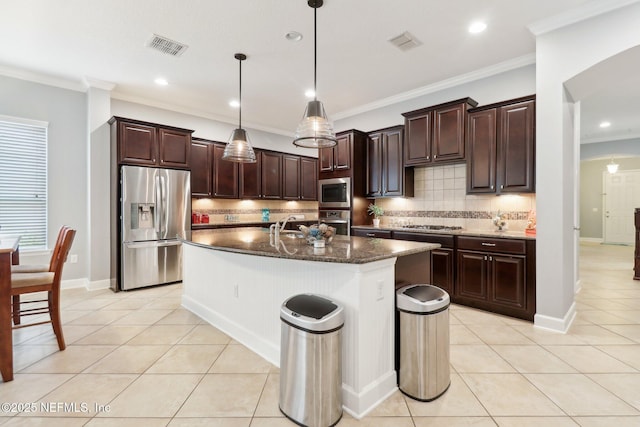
[146,34,188,57]
[388,31,421,51]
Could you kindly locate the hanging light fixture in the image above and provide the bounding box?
[293,0,337,148]
[607,158,619,174]
[223,53,257,163]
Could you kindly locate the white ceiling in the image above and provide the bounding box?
[1,0,638,142]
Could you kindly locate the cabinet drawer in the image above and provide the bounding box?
[392,232,454,248]
[457,236,526,255]
[352,228,392,239]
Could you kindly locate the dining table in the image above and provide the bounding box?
[0,235,20,382]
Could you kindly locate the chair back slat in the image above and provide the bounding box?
[48,226,70,272]
[51,228,76,285]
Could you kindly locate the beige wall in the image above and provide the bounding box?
[580,156,640,239]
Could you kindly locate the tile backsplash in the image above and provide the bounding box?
[192,164,535,231]
[192,198,318,224]
[375,164,536,231]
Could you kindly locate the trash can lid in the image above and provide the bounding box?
[396,284,449,313]
[281,294,344,333]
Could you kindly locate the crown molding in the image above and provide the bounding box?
[110,91,294,138]
[581,131,640,144]
[83,77,115,91]
[332,54,536,121]
[0,64,86,92]
[528,0,640,36]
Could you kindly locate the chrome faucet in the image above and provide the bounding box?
[269,215,298,239]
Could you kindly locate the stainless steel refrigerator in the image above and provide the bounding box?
[119,165,191,291]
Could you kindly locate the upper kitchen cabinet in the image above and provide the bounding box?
[261,151,283,199]
[319,130,368,178]
[190,139,213,197]
[283,155,318,201]
[212,142,239,198]
[466,95,535,194]
[109,117,193,169]
[402,98,478,167]
[300,157,318,200]
[239,149,262,199]
[366,125,414,198]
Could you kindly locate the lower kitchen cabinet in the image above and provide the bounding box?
[456,236,535,321]
[351,228,392,239]
[392,231,454,295]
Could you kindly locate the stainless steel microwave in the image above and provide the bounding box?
[318,177,351,208]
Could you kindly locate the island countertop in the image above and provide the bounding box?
[186,227,440,264]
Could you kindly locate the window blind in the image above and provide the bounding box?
[0,118,47,250]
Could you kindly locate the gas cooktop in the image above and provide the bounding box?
[401,225,463,231]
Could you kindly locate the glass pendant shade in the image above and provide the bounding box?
[293,100,337,148]
[223,128,256,163]
[607,160,619,174]
[222,52,257,163]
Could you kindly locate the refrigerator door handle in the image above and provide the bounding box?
[124,240,182,249]
[155,174,162,234]
[160,175,167,237]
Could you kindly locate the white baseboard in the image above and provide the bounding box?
[534,302,576,333]
[61,277,111,291]
[580,237,603,243]
[342,373,398,420]
[61,278,88,289]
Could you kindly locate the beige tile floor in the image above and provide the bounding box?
[1,242,639,426]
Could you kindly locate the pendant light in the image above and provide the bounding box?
[293,0,337,148]
[607,158,619,174]
[223,53,257,163]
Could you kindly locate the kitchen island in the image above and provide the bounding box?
[181,227,440,418]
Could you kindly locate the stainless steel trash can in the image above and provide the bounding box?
[396,284,450,401]
[279,294,344,427]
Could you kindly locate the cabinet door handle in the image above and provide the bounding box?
[484,255,488,261]
[426,156,430,160]
[500,185,504,189]
[481,242,496,247]
[366,233,376,237]
[490,185,494,190]
[434,154,437,159]
[489,256,493,261]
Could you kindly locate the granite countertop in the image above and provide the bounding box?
[351,225,536,240]
[185,227,440,264]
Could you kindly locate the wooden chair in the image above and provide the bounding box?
[11,226,69,274]
[10,228,76,350]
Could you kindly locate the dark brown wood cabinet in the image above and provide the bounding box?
[456,236,535,321]
[366,126,414,198]
[190,139,213,197]
[110,117,192,169]
[212,143,239,198]
[319,130,368,181]
[300,157,318,200]
[392,232,455,295]
[283,155,300,200]
[261,151,282,199]
[635,208,640,280]
[402,98,477,167]
[239,150,262,199]
[467,96,535,194]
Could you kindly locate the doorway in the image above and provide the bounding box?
[603,169,640,245]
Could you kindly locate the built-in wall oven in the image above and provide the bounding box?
[318,209,351,236]
[318,177,351,209]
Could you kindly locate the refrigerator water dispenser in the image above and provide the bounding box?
[130,203,155,229]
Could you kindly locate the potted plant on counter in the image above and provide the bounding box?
[367,203,384,228]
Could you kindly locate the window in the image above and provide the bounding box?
[0,116,48,250]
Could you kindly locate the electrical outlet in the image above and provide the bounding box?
[68,254,78,264]
[376,280,384,301]
[233,284,239,298]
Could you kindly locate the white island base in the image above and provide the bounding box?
[182,243,401,418]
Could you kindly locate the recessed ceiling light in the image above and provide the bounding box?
[468,21,487,34]
[599,121,611,128]
[285,31,303,42]
[154,77,169,86]
[229,100,240,108]
[304,89,315,98]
